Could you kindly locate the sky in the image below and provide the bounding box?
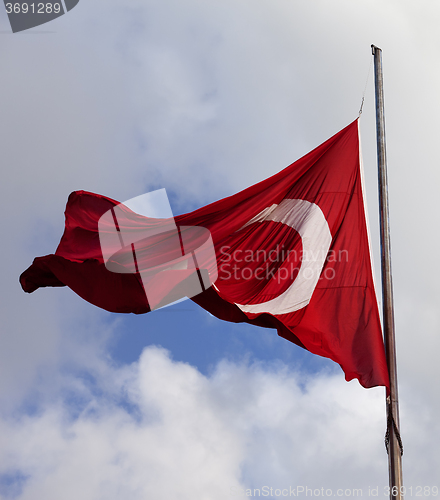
[1,1,439,499]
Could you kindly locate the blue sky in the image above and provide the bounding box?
[1,1,439,499]
[107,299,336,375]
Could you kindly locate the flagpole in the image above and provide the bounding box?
[371,44,403,500]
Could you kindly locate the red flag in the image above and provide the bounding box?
[20,119,390,390]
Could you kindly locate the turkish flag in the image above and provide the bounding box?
[20,119,390,390]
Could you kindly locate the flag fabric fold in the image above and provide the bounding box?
[20,119,390,390]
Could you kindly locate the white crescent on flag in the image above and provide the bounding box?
[233,199,332,315]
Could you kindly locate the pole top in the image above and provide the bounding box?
[371,44,382,55]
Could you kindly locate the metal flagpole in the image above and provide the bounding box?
[371,44,404,500]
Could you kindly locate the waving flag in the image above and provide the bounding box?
[20,119,390,390]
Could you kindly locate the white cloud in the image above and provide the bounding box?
[0,346,414,500]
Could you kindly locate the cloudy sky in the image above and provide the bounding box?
[1,1,439,498]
